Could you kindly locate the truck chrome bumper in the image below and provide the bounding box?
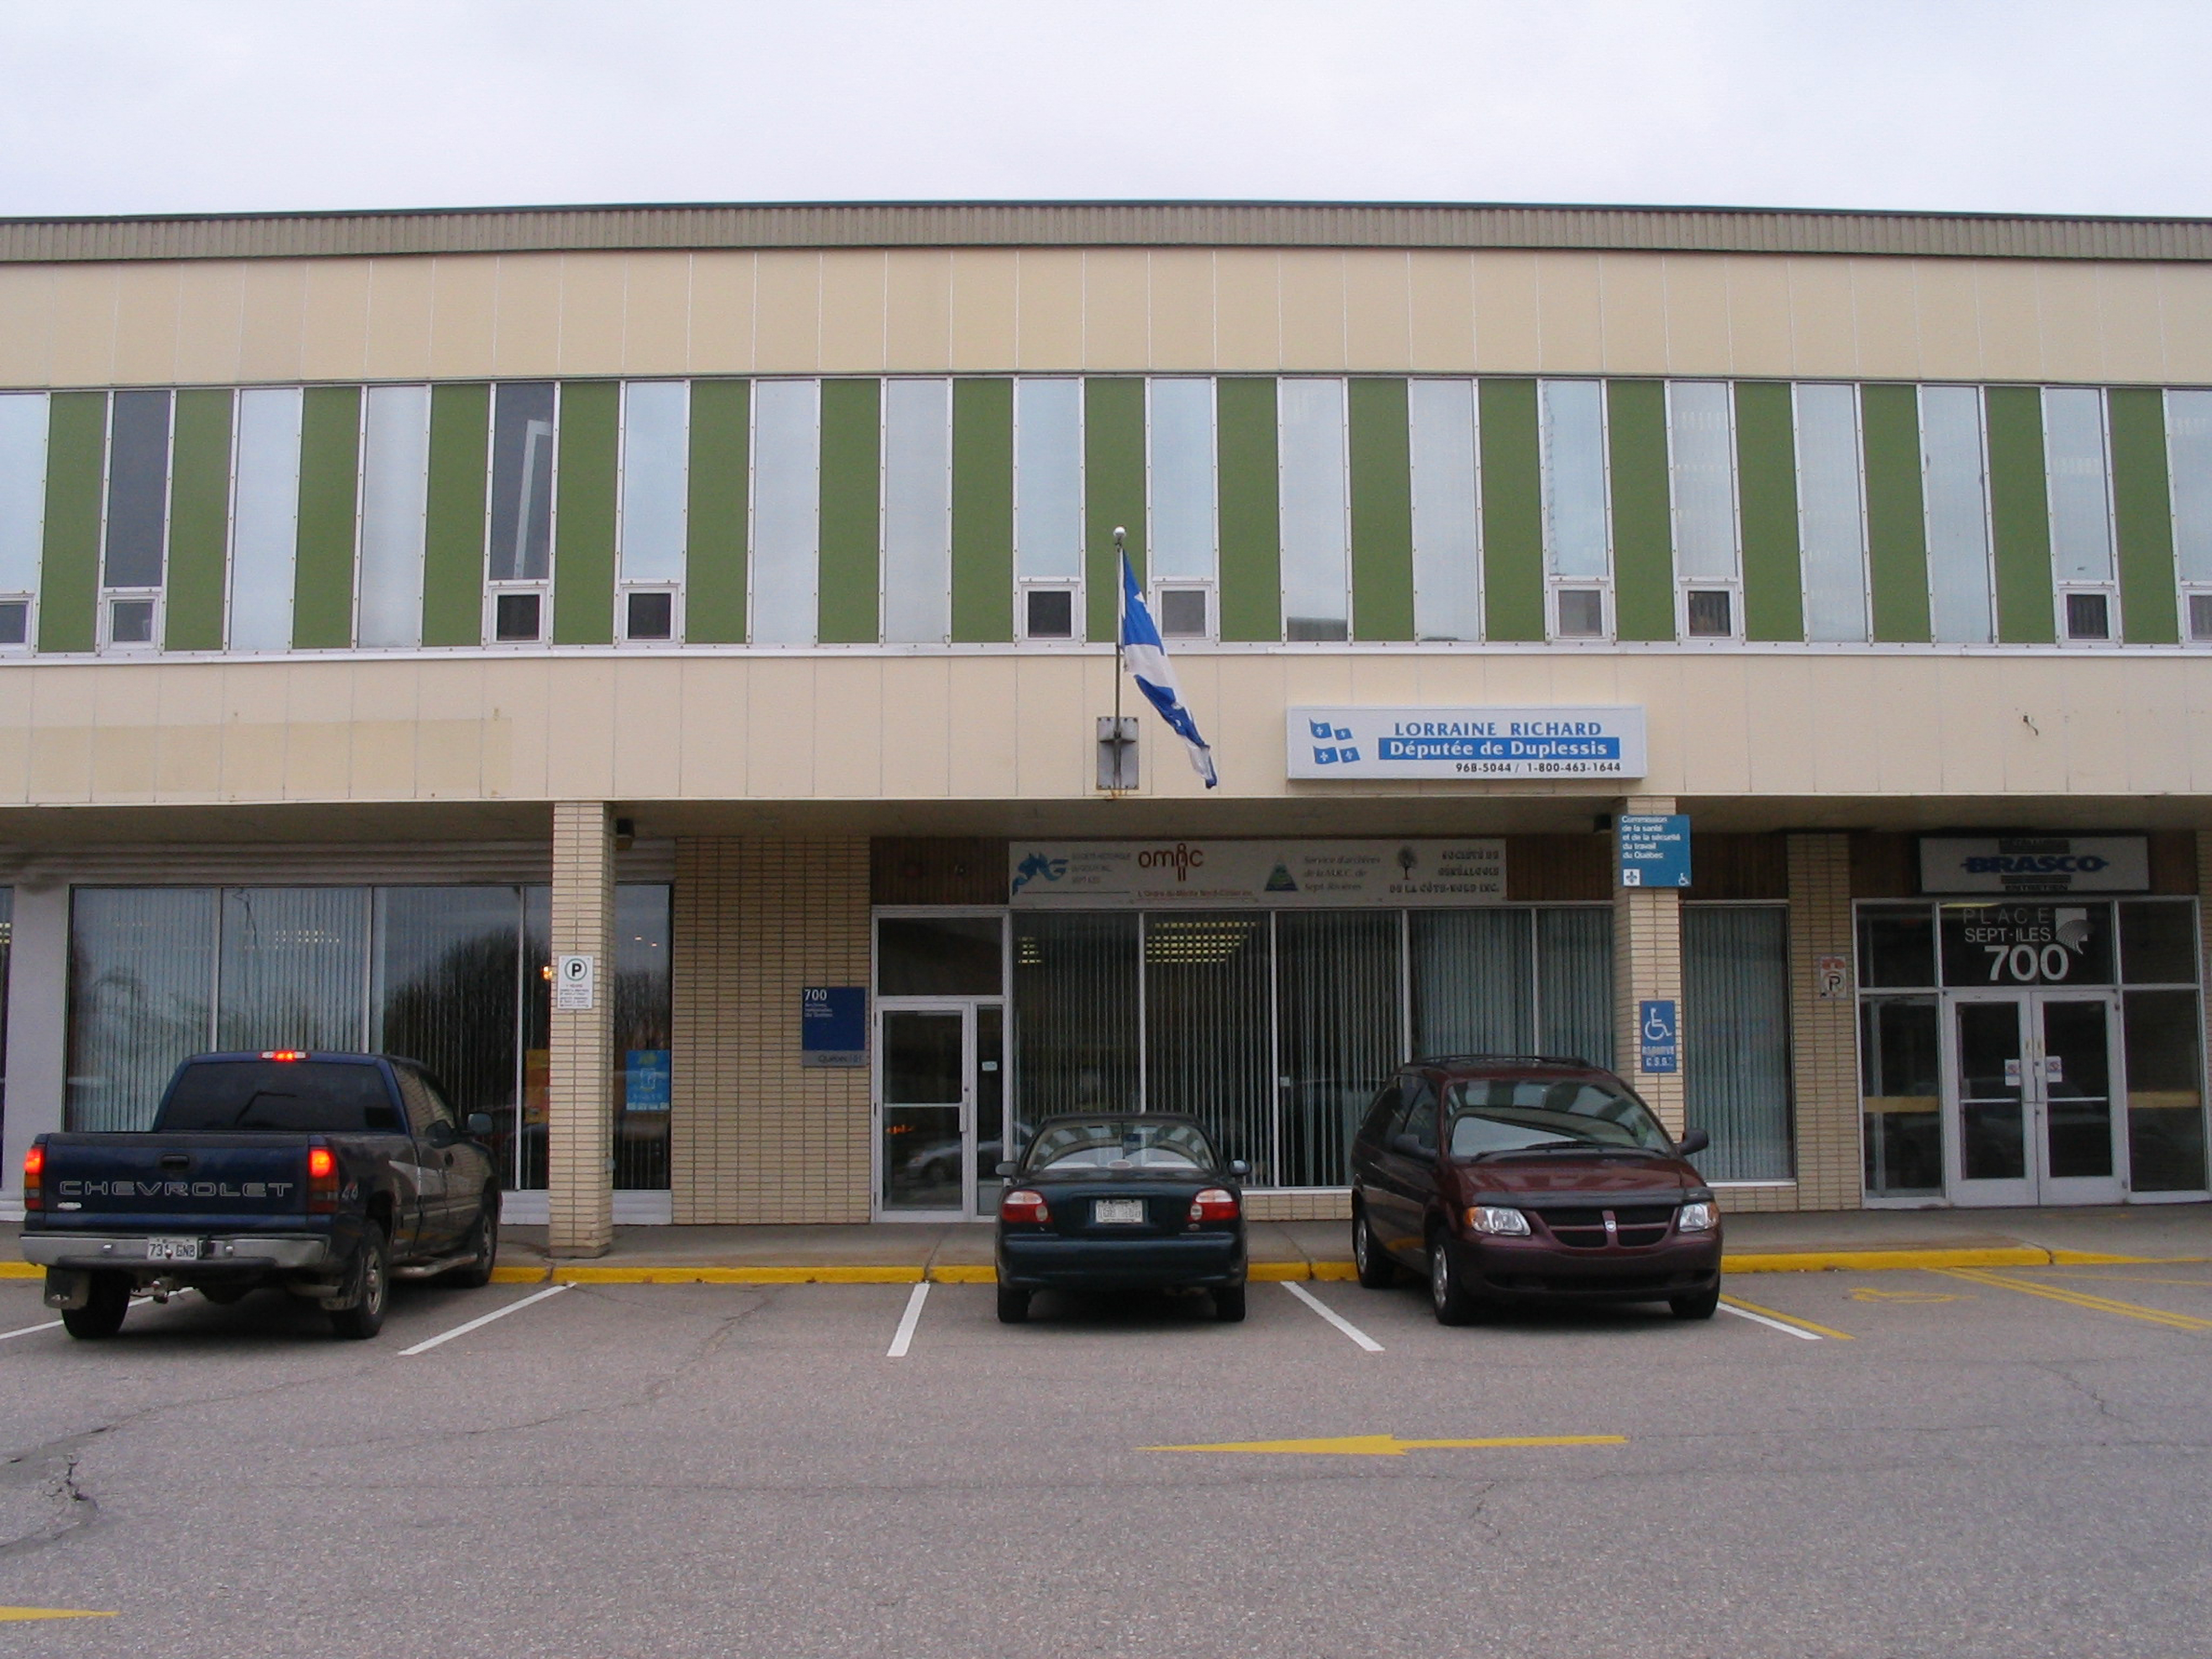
[20,1235,333,1271]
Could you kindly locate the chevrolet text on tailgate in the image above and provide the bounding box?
[21,1051,502,1340]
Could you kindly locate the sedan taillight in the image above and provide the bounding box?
[1000,1189,1051,1224]
[1189,1188,1239,1223]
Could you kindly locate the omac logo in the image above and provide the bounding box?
[1136,843,1206,881]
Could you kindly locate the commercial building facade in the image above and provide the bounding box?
[0,201,2209,1250]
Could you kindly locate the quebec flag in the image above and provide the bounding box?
[1121,555,1219,788]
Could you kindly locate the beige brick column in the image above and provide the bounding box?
[1787,833,1861,1211]
[548,802,615,1257]
[1614,795,1685,1134]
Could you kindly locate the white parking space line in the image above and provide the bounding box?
[0,1318,62,1342]
[1718,1300,1823,1341]
[1282,1282,1385,1352]
[400,1284,572,1356]
[886,1282,930,1358]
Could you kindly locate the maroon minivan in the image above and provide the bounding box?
[1348,1055,1721,1324]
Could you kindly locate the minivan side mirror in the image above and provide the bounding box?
[1676,1128,1710,1156]
[1227,1159,1250,1178]
[465,1113,494,1138]
[994,1160,1018,1178]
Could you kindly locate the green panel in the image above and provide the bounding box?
[36,391,105,653]
[1477,378,1544,641]
[163,389,233,651]
[291,386,362,650]
[950,378,1014,643]
[420,383,490,648]
[550,380,618,645]
[1733,381,1804,642]
[817,378,881,645]
[1347,378,1415,641]
[1986,385,2056,644]
[1860,383,1931,643]
[1217,377,1280,643]
[1083,377,1146,641]
[685,378,750,644]
[2109,387,2178,644]
[1605,380,1674,641]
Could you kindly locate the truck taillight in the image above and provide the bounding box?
[999,1189,1051,1224]
[307,1144,338,1213]
[1189,1188,1239,1223]
[22,1142,42,1212]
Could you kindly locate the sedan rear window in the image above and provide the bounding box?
[1446,1078,1671,1156]
[1022,1119,1217,1172]
[156,1061,403,1134]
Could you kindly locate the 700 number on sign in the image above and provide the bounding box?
[1985,943,2077,983]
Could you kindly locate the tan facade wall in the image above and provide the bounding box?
[671,837,870,1224]
[0,651,2206,814]
[4,247,2211,387]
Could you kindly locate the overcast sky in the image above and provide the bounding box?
[1,1,2204,220]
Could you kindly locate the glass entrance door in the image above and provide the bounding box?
[1947,991,2125,1206]
[877,1002,1006,1218]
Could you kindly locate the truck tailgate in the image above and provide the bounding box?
[40,1134,314,1233]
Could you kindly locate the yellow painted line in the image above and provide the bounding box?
[1144,1432,1625,1456]
[552,1264,924,1284]
[0,1261,40,1280]
[1847,1286,1966,1304]
[2047,1250,2206,1266]
[1937,1267,2212,1332]
[1718,1293,1856,1340]
[0,1606,117,1621]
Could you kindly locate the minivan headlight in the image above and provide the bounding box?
[1676,1201,1716,1233]
[1468,1205,1531,1236]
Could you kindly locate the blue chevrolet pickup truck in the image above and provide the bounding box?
[22,1051,502,1341]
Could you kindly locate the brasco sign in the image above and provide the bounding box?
[1919,836,2148,895]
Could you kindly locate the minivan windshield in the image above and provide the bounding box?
[1446,1078,1672,1156]
[1022,1119,1217,1172]
[156,1061,403,1134]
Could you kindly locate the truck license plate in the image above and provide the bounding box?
[1093,1199,1146,1225]
[145,1237,202,1261]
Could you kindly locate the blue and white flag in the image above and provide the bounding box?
[1120,555,1219,789]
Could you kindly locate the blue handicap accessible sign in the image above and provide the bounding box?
[1638,999,1679,1074]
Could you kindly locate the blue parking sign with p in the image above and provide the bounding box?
[1638,999,1679,1074]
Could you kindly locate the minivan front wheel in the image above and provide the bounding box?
[1428,1234,1481,1327]
[1670,1284,1720,1321]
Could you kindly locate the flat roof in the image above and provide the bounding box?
[2,200,2209,263]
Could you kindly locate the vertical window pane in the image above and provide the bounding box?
[375,886,523,1186]
[1667,382,1739,583]
[215,887,369,1052]
[2044,386,2115,585]
[2124,989,2208,1193]
[750,379,820,645]
[0,393,48,593]
[521,884,551,1188]
[2171,389,2212,583]
[66,887,216,1132]
[613,884,672,1191]
[1013,912,1139,1124]
[1279,378,1348,639]
[1411,909,1532,1056]
[105,389,172,589]
[1862,995,1942,1196]
[619,381,688,585]
[1016,379,1083,581]
[227,387,304,653]
[357,385,431,650]
[1145,914,1272,1180]
[1796,383,1869,642]
[1408,378,1480,641]
[1149,378,1217,581]
[1919,385,1993,644]
[1540,379,1609,579]
[1683,906,1791,1181]
[1537,907,1614,1068]
[881,378,953,644]
[1277,911,1405,1187]
[487,382,555,582]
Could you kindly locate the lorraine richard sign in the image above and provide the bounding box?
[1288,707,1646,780]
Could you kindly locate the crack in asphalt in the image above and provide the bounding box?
[2031,1359,2135,1426]
[0,1436,105,1558]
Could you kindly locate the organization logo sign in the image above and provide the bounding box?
[1287,707,1647,780]
[1918,836,2149,895]
[1008,839,1506,907]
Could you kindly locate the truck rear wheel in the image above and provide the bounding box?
[328,1225,390,1340]
[61,1272,131,1340]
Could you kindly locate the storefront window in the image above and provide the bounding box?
[1938,901,2112,988]
[1863,995,1942,1196]
[1011,912,1139,1121]
[1145,914,1272,1175]
[879,916,1002,997]
[218,888,370,1052]
[1858,905,1936,988]
[612,883,672,1191]
[1277,911,1402,1187]
[375,886,524,1182]
[67,888,218,1133]
[1683,906,1792,1182]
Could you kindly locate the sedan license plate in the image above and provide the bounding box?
[1093,1198,1147,1225]
[145,1237,202,1261]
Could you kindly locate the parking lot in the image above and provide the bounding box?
[6,1257,2212,1659]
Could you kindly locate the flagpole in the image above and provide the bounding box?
[1112,525,1126,793]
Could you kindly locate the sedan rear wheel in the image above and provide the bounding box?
[995,1285,1031,1324]
[1428,1234,1481,1327]
[1212,1285,1246,1323]
[1352,1202,1395,1290]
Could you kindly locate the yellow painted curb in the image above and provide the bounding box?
[1726,1246,2048,1274]
[1247,1261,1310,1281]
[0,1261,40,1280]
[552,1264,924,1284]
[2046,1249,2207,1266]
[1310,1261,1360,1281]
[490,1264,551,1284]
[0,1606,117,1623]
[926,1264,998,1283]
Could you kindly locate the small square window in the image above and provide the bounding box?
[1025,588,1074,639]
[108,597,155,645]
[1159,587,1209,639]
[0,600,27,647]
[625,591,674,641]
[2065,591,2111,641]
[1685,589,1733,638]
[1555,589,1605,638]
[2192,592,2212,642]
[494,591,541,642]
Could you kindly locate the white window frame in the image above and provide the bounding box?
[1792,381,1874,645]
[1538,378,1614,643]
[1014,377,1086,643]
[1666,380,1744,644]
[615,379,690,649]
[2043,385,2121,646]
[98,388,173,656]
[2168,389,2212,645]
[1151,580,1213,641]
[482,381,560,648]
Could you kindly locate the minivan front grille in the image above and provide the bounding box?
[1534,1205,1676,1249]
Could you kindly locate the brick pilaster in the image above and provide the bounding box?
[1614,795,1685,1134]
[547,802,615,1256]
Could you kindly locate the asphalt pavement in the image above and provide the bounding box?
[5,1256,2212,1657]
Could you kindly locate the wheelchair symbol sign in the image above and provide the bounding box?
[1638,999,1678,1074]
